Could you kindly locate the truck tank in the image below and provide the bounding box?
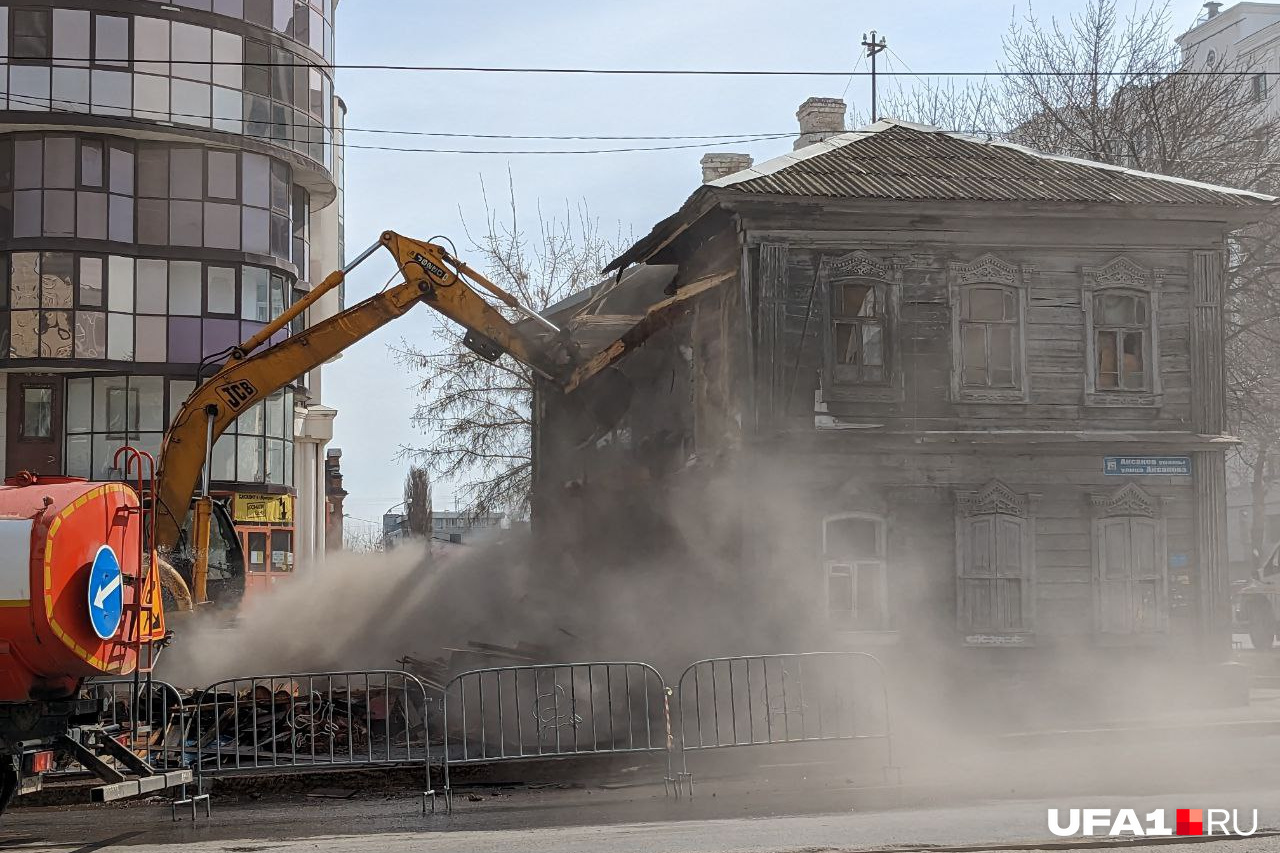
[0,474,166,702]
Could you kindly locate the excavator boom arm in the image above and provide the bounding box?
[152,231,564,555]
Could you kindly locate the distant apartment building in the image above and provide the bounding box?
[0,0,346,588]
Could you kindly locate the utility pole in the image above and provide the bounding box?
[861,31,888,122]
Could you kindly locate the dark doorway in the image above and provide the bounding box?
[7,375,63,477]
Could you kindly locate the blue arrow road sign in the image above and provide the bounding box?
[87,545,123,640]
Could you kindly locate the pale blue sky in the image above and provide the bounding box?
[327,0,1213,528]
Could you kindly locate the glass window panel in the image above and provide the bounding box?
[80,140,103,187]
[107,255,134,312]
[41,252,73,307]
[1097,293,1139,326]
[14,140,41,189]
[826,516,881,558]
[308,68,323,118]
[137,146,168,197]
[65,376,92,432]
[104,380,136,434]
[242,266,269,320]
[66,434,91,478]
[215,0,246,17]
[92,377,112,430]
[1123,331,1145,389]
[43,137,74,188]
[108,145,132,195]
[136,261,167,313]
[76,191,107,239]
[244,40,270,97]
[204,202,240,250]
[212,85,243,134]
[990,327,1015,387]
[79,257,103,307]
[136,316,167,362]
[168,316,203,361]
[962,324,985,385]
[107,312,133,360]
[51,67,89,111]
[52,9,90,67]
[241,206,269,254]
[269,160,289,212]
[834,322,856,365]
[13,191,40,238]
[90,69,131,116]
[169,200,203,247]
[207,151,238,200]
[270,213,289,258]
[168,379,196,424]
[835,283,868,317]
[10,310,38,357]
[240,400,265,435]
[0,140,11,191]
[169,261,202,315]
[171,79,211,127]
[211,434,236,482]
[170,149,203,199]
[94,14,129,67]
[212,31,243,89]
[40,310,73,357]
[172,22,212,83]
[43,190,75,237]
[208,265,237,313]
[266,438,285,485]
[74,310,105,358]
[273,0,291,33]
[137,198,168,244]
[108,194,132,243]
[966,286,1009,321]
[21,387,53,438]
[12,9,50,60]
[1096,330,1119,389]
[284,435,294,485]
[237,435,265,482]
[10,66,52,111]
[241,154,270,207]
[0,192,10,239]
[309,8,323,54]
[265,391,286,438]
[862,324,883,367]
[133,17,170,76]
[268,274,285,318]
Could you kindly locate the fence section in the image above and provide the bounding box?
[674,652,893,793]
[441,662,673,805]
[60,678,190,777]
[190,670,437,805]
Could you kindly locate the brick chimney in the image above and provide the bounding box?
[324,448,347,552]
[795,97,848,149]
[700,152,753,184]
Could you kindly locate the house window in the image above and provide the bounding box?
[1093,291,1148,391]
[11,9,52,60]
[21,387,53,439]
[959,285,1020,389]
[831,282,887,384]
[823,513,889,630]
[948,254,1028,401]
[1092,484,1167,635]
[955,481,1034,636]
[1083,257,1161,404]
[1252,73,1267,103]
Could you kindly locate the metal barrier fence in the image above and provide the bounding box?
[441,662,673,808]
[673,652,894,794]
[90,677,190,772]
[191,670,438,810]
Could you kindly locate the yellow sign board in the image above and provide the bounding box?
[232,492,294,524]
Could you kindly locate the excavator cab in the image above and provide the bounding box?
[162,497,246,612]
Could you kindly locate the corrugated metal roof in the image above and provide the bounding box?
[711,119,1276,206]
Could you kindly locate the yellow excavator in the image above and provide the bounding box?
[149,230,652,611]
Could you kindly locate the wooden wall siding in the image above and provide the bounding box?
[764,244,1197,431]
[782,450,1197,642]
[756,243,789,434]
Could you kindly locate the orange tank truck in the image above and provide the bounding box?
[0,473,172,813]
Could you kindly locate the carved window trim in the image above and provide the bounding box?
[1082,256,1164,408]
[954,480,1037,643]
[820,250,904,404]
[1089,483,1170,636]
[948,254,1031,404]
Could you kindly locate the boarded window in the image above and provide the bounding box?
[1093,291,1148,391]
[823,514,888,630]
[1096,516,1164,634]
[959,285,1019,389]
[830,282,887,385]
[958,514,1028,632]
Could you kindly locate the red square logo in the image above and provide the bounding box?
[1176,809,1204,836]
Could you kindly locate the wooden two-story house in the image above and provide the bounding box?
[530,117,1274,718]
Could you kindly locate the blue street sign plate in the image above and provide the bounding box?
[87,545,123,640]
[1103,456,1192,476]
